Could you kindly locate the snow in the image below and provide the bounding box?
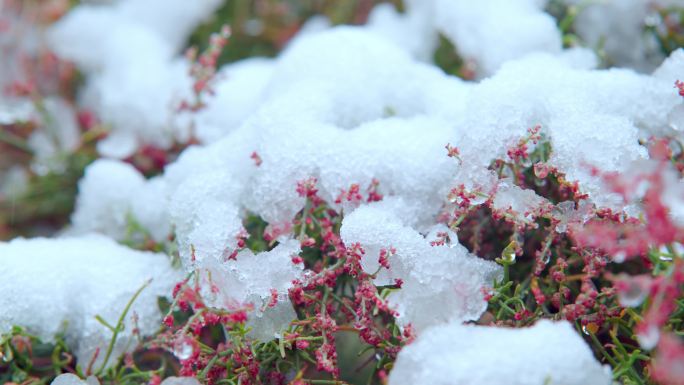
[47,0,223,158]
[432,0,562,77]
[61,19,684,345]
[389,320,612,385]
[341,199,501,331]
[159,378,201,385]
[71,159,170,243]
[190,58,275,143]
[366,2,436,62]
[10,0,683,378]
[568,0,684,72]
[448,51,680,210]
[654,48,684,84]
[25,97,81,175]
[52,374,100,385]
[196,240,304,341]
[170,168,247,265]
[0,234,180,369]
[0,6,80,175]
[51,375,199,385]
[491,181,549,223]
[162,27,470,227]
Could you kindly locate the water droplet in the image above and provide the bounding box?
[1,347,13,362]
[500,241,517,264]
[617,282,647,308]
[541,253,551,265]
[173,338,194,360]
[581,323,598,335]
[637,325,660,350]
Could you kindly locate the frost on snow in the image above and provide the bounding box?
[0,234,179,369]
[389,320,612,385]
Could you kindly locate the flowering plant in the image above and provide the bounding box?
[1,1,684,385]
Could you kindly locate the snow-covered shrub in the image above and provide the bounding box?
[2,0,684,384]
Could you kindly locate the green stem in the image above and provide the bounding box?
[96,279,151,374]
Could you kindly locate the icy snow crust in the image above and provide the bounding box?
[0,234,180,369]
[388,320,613,385]
[7,0,684,380]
